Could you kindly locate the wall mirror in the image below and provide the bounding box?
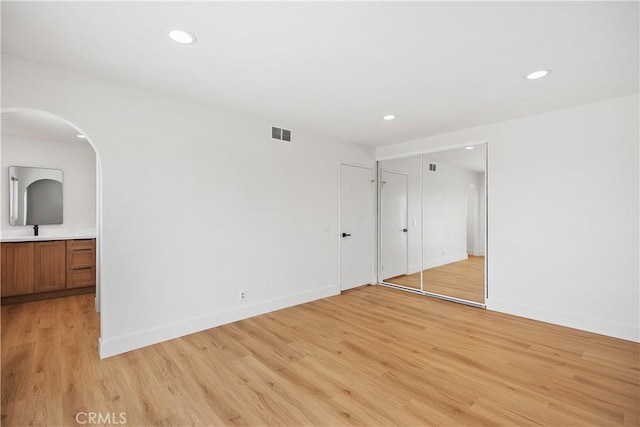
[378,144,487,306]
[9,166,63,226]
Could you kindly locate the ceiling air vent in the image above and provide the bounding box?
[271,126,292,143]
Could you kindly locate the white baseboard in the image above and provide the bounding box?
[423,253,468,270]
[486,297,640,343]
[99,285,339,358]
[468,249,485,256]
[408,263,422,275]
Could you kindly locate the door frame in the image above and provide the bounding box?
[378,168,410,282]
[338,162,376,291]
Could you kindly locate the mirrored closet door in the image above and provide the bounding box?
[379,155,423,291]
[378,144,487,306]
[422,144,486,304]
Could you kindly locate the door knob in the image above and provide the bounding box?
[342,233,352,237]
[402,228,408,232]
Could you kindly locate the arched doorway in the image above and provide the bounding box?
[1,107,102,339]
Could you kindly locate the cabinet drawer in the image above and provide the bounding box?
[67,239,95,251]
[66,240,95,268]
[67,251,94,268]
[67,267,95,288]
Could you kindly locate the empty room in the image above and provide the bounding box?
[1,1,638,426]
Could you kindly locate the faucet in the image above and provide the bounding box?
[33,224,39,236]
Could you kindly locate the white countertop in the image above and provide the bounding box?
[1,235,96,243]
[1,229,96,242]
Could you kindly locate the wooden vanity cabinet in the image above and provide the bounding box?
[1,238,96,303]
[66,239,96,288]
[1,242,35,296]
[34,240,67,293]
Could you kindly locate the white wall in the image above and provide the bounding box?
[1,55,375,357]
[378,94,639,342]
[1,134,96,238]
[379,155,422,273]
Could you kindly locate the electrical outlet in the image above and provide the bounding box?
[239,290,246,301]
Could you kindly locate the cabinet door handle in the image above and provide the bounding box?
[73,266,93,271]
[73,248,92,252]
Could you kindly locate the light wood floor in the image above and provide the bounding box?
[387,255,485,303]
[2,286,638,426]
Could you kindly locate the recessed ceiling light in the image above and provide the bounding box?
[76,134,87,139]
[169,29,197,45]
[465,146,475,150]
[383,115,397,121]
[526,70,550,80]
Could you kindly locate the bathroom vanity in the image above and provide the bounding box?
[3,165,96,304]
[1,237,96,304]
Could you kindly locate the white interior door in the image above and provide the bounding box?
[340,164,374,291]
[381,170,408,280]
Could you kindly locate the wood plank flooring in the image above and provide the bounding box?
[388,256,485,303]
[2,286,638,426]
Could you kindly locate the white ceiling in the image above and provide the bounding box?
[2,1,638,147]
[1,109,83,144]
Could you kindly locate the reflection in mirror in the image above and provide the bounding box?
[422,144,486,303]
[9,166,63,226]
[379,155,423,290]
